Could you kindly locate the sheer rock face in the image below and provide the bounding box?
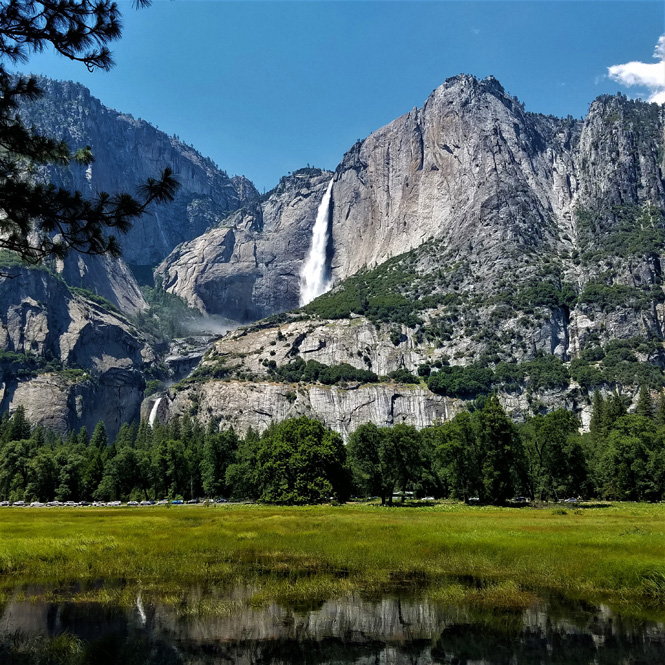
[18,77,258,315]
[54,253,148,316]
[20,78,258,267]
[155,170,333,320]
[328,76,664,286]
[329,75,573,280]
[163,382,458,441]
[158,76,664,325]
[0,268,156,439]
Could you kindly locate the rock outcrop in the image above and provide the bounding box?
[54,253,148,316]
[155,169,333,320]
[163,381,458,441]
[0,266,157,439]
[151,316,582,438]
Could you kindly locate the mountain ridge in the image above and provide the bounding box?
[4,73,665,437]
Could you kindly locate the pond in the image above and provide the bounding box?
[1,589,664,664]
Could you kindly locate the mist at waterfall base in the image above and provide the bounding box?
[181,314,240,336]
[299,179,334,306]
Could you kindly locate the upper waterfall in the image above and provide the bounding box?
[299,179,334,306]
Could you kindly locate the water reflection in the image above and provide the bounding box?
[1,591,664,664]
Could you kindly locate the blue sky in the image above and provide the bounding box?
[14,1,665,192]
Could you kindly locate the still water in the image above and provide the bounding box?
[1,591,664,664]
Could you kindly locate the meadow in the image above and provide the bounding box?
[0,502,664,617]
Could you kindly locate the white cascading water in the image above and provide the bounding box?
[148,397,162,428]
[299,179,334,306]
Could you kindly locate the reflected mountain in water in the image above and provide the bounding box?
[1,592,664,664]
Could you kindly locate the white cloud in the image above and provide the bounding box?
[607,35,665,104]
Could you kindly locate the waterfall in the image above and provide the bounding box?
[148,397,162,428]
[299,179,334,306]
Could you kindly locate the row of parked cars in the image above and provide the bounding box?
[0,498,230,508]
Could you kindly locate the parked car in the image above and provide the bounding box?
[12,501,26,507]
[140,500,152,506]
[171,500,184,505]
[157,499,168,505]
[127,501,139,506]
[0,501,9,507]
[30,502,45,507]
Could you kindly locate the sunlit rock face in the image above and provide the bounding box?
[157,75,664,332]
[328,75,664,283]
[156,169,333,321]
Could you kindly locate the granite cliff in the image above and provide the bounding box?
[8,74,665,437]
[0,265,158,439]
[18,77,258,313]
[150,76,665,437]
[156,168,333,321]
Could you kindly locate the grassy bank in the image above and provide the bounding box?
[0,503,664,616]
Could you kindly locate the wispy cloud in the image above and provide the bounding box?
[608,35,665,104]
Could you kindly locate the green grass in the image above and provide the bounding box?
[0,503,664,617]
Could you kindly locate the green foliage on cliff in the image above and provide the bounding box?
[426,356,571,398]
[270,358,379,386]
[577,204,665,261]
[577,282,663,312]
[302,250,440,327]
[427,365,494,398]
[135,279,202,340]
[496,279,577,312]
[569,338,664,390]
[70,287,121,314]
[0,350,89,382]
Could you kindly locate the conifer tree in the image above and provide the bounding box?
[475,394,523,504]
[77,426,89,447]
[6,405,31,441]
[90,421,108,449]
[635,386,654,419]
[589,390,606,440]
[0,1,179,267]
[605,392,628,430]
[655,391,665,426]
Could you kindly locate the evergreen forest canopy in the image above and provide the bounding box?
[2,388,665,505]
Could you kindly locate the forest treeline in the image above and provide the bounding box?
[1,389,664,505]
